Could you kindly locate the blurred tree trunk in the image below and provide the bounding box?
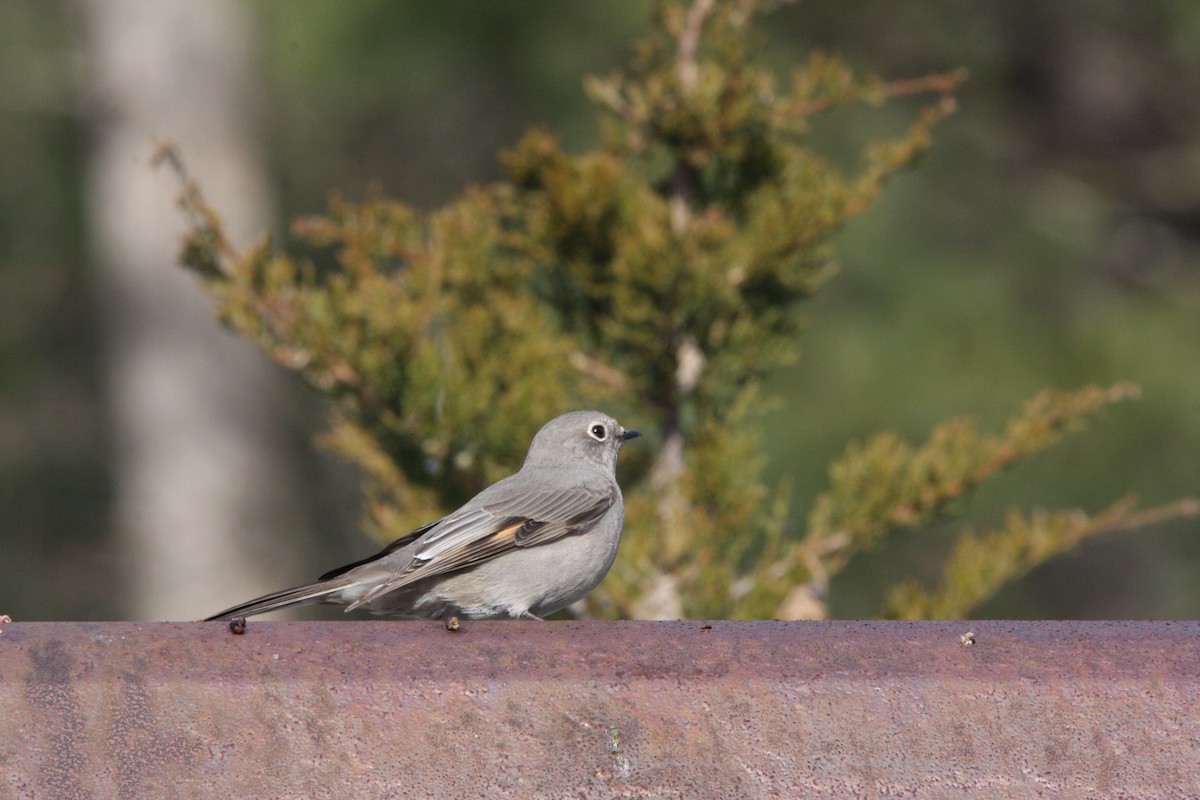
[79,0,307,620]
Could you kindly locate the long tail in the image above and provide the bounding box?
[204,579,350,621]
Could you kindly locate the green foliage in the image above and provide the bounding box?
[808,383,1144,584]
[775,383,1198,620]
[884,497,1200,620]
[169,0,1196,619]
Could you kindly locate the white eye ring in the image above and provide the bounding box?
[588,423,608,441]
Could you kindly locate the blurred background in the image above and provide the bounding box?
[1,1,1196,621]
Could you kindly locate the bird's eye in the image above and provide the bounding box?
[589,423,608,441]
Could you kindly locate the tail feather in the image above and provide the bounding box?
[204,580,349,621]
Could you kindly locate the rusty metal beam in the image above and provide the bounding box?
[2,620,1198,798]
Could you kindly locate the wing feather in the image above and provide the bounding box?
[346,480,616,611]
[318,518,441,581]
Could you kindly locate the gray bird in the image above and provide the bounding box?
[206,410,639,622]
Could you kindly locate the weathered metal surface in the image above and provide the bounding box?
[1,620,1198,798]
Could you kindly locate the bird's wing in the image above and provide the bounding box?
[317,519,441,581]
[346,479,616,610]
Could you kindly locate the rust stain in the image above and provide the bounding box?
[1,621,1199,798]
[24,640,91,800]
[103,667,202,799]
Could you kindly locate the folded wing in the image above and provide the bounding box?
[346,481,615,610]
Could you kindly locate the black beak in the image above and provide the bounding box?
[620,429,641,442]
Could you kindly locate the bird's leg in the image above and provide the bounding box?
[521,611,545,621]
